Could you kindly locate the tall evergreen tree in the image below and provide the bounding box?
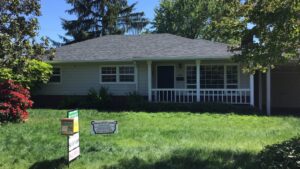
[62,0,149,44]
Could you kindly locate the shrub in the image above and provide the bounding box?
[58,96,85,109]
[127,92,146,110]
[0,80,33,122]
[257,137,300,169]
[0,59,52,89]
[87,87,112,110]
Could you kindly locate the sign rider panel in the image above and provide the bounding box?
[61,110,80,164]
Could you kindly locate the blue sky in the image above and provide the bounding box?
[38,0,160,42]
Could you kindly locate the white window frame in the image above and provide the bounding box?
[49,67,62,84]
[100,66,118,83]
[185,64,240,89]
[185,65,197,89]
[99,65,136,84]
[226,65,239,89]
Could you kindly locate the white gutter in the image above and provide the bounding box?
[46,56,233,64]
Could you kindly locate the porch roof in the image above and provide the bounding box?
[51,33,234,63]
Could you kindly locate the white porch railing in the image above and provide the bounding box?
[151,89,251,104]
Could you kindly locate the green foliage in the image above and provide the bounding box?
[127,92,146,110]
[257,137,300,169]
[138,103,257,114]
[0,0,55,88]
[0,59,52,88]
[57,96,80,109]
[0,68,13,82]
[154,0,300,72]
[62,0,149,44]
[87,87,112,109]
[232,0,300,73]
[153,0,244,44]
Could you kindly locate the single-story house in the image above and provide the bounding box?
[35,33,300,115]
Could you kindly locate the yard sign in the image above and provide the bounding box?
[67,110,80,163]
[61,110,80,165]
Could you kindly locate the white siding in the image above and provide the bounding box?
[137,62,148,95]
[35,62,137,96]
[35,60,250,96]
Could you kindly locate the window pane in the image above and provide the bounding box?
[119,67,134,74]
[53,68,60,75]
[227,84,238,89]
[120,75,134,82]
[226,66,238,89]
[200,65,224,89]
[186,66,196,87]
[102,75,116,82]
[102,67,116,74]
[49,76,60,83]
[187,84,196,89]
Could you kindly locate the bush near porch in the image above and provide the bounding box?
[1,109,300,169]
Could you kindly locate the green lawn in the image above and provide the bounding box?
[0,109,300,169]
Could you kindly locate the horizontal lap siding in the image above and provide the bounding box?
[34,60,250,96]
[34,63,136,96]
[137,62,148,96]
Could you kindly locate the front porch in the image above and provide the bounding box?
[146,60,254,105]
[151,89,251,104]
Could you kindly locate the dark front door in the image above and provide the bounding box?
[157,66,174,88]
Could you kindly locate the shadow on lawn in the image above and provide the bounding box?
[29,157,67,169]
[103,149,259,169]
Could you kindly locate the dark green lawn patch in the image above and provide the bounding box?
[257,137,300,169]
[0,109,299,169]
[105,149,258,169]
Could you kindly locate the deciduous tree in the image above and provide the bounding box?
[232,0,300,73]
[0,0,54,88]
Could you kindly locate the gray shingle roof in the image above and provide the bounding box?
[53,33,233,62]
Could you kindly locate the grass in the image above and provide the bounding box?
[0,109,300,169]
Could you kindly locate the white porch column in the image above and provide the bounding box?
[196,60,201,102]
[147,61,152,102]
[250,74,255,106]
[266,68,271,116]
[258,72,263,111]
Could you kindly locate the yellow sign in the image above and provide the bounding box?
[61,118,79,135]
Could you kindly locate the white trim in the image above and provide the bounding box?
[134,63,138,92]
[185,64,197,89]
[151,88,251,104]
[184,64,240,89]
[250,74,254,106]
[147,61,152,102]
[196,60,200,102]
[48,66,62,84]
[224,65,227,89]
[155,64,176,89]
[99,65,136,84]
[259,72,263,111]
[47,58,233,64]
